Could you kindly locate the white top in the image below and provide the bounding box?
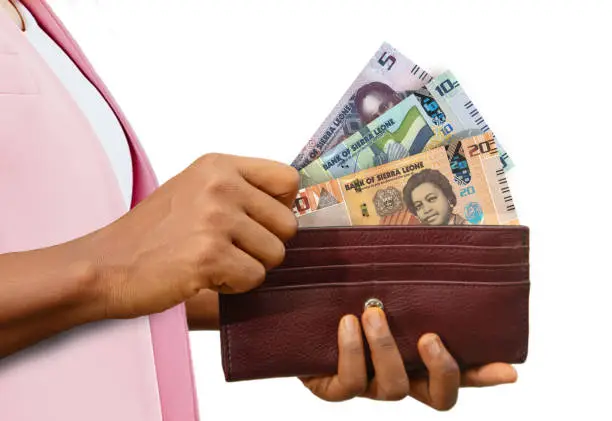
[14,1,133,207]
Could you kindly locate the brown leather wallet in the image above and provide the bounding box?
[219,225,530,382]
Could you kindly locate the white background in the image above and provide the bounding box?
[49,0,612,419]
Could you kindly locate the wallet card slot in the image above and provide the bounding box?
[281,244,528,268]
[250,279,528,293]
[260,262,528,290]
[285,225,529,249]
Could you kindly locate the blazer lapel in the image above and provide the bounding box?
[20,0,159,208]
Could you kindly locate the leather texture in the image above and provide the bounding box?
[219,225,530,382]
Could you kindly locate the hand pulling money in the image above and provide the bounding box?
[291,43,517,227]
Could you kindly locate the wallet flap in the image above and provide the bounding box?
[285,225,529,248]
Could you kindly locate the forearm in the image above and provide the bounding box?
[0,240,104,357]
[185,289,219,330]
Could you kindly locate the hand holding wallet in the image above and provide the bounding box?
[219,44,530,383]
[220,225,529,381]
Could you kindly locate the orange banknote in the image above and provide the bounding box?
[293,132,518,227]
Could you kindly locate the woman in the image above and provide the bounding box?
[403,168,469,225]
[0,0,516,418]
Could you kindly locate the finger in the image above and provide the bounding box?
[361,307,410,401]
[241,180,298,242]
[302,315,368,402]
[234,156,300,208]
[411,333,461,411]
[461,363,518,387]
[205,243,266,293]
[231,214,286,270]
[334,315,368,399]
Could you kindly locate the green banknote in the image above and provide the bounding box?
[298,94,449,188]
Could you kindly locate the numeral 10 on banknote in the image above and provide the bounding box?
[434,78,459,97]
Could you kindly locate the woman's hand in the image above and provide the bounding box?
[299,307,517,410]
[84,153,299,320]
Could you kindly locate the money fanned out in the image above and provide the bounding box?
[291,42,433,170]
[298,94,446,188]
[427,71,513,170]
[297,70,512,188]
[292,132,518,228]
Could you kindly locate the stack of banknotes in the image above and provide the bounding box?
[290,42,518,228]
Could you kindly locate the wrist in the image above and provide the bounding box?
[56,236,113,325]
[0,233,112,357]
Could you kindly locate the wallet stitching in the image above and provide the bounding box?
[286,245,529,252]
[224,322,233,380]
[220,299,234,380]
[519,276,530,362]
[271,261,529,270]
[268,262,529,275]
[252,280,530,293]
[520,228,530,362]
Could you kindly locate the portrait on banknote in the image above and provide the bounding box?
[353,81,403,124]
[402,168,467,226]
[351,82,445,136]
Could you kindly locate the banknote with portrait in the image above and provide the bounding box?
[291,42,433,170]
[293,132,517,228]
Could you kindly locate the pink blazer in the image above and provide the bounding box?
[0,2,198,420]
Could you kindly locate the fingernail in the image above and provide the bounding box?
[343,316,357,334]
[427,335,441,357]
[506,365,518,380]
[366,307,384,330]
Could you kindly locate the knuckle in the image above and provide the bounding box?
[196,232,225,267]
[339,375,368,397]
[204,174,241,197]
[437,357,460,379]
[380,383,410,401]
[201,204,233,230]
[342,337,363,357]
[192,234,227,289]
[372,333,397,352]
[195,152,224,168]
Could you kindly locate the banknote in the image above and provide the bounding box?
[293,132,518,227]
[291,42,433,170]
[298,94,448,188]
[427,70,514,170]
